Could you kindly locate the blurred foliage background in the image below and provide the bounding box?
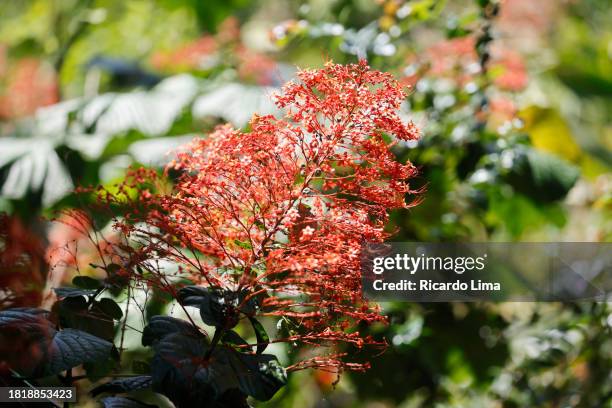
[0,0,611,407]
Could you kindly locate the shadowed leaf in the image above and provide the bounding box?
[91,375,153,397]
[100,396,158,408]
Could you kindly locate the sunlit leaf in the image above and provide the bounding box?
[192,83,280,127]
[248,317,269,354]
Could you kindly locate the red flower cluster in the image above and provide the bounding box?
[150,36,218,71]
[101,61,419,372]
[0,56,58,120]
[150,17,278,85]
[404,36,528,92]
[0,214,47,309]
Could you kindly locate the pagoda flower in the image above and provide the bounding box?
[77,61,419,405]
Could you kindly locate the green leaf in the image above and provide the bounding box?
[0,308,114,378]
[91,376,153,397]
[0,137,74,207]
[526,149,580,200]
[505,147,580,202]
[60,295,88,311]
[177,286,239,328]
[148,327,285,405]
[60,299,115,341]
[54,287,96,299]
[222,330,250,349]
[141,316,201,346]
[224,350,287,401]
[177,285,216,308]
[193,83,280,128]
[233,239,252,249]
[100,396,158,408]
[150,332,224,406]
[249,317,269,354]
[45,328,114,376]
[98,298,124,320]
[73,275,103,290]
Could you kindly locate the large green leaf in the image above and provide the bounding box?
[72,275,103,289]
[150,332,221,407]
[45,328,114,376]
[74,75,198,138]
[0,75,285,208]
[143,317,286,406]
[506,147,580,202]
[141,315,201,347]
[0,308,114,378]
[222,348,287,401]
[0,75,198,207]
[98,298,123,320]
[0,137,74,206]
[192,83,280,127]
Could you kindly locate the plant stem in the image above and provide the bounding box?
[205,327,224,359]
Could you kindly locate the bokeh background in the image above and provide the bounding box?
[0,0,610,407]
